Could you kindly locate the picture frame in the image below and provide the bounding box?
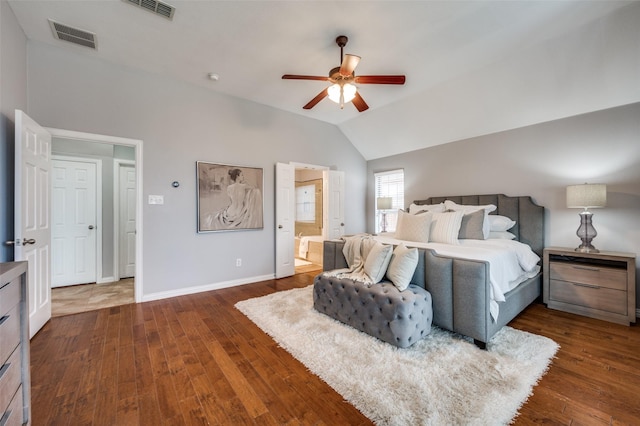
[196,162,264,232]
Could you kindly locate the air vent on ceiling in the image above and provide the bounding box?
[123,0,175,20]
[48,20,97,49]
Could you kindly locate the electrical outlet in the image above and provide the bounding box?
[236,258,242,267]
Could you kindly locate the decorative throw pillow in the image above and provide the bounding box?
[489,215,516,232]
[386,243,419,291]
[443,200,496,239]
[408,202,446,214]
[456,209,485,240]
[429,211,464,244]
[394,209,432,243]
[488,231,516,240]
[364,242,393,283]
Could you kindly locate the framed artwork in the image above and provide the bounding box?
[196,162,264,232]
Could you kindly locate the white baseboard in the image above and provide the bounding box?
[141,273,276,303]
[97,276,116,284]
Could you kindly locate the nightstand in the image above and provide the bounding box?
[543,247,636,325]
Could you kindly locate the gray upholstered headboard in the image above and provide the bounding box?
[414,194,544,258]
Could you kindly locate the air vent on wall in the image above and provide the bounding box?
[123,0,175,20]
[48,20,97,49]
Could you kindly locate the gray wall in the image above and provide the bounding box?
[367,103,640,307]
[52,138,135,279]
[0,0,27,262]
[26,42,367,297]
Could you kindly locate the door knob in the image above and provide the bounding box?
[88,225,95,230]
[340,223,345,226]
[22,238,36,245]
[278,225,283,229]
[4,240,15,246]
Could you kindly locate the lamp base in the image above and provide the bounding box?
[575,211,599,254]
[575,245,599,254]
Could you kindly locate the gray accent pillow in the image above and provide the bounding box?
[456,209,485,240]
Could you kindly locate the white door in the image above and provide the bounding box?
[14,110,52,338]
[119,164,136,278]
[323,170,345,239]
[275,162,295,278]
[51,159,97,287]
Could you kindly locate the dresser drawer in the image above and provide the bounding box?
[549,262,627,291]
[549,279,627,315]
[0,384,23,426]
[0,277,20,318]
[0,306,20,365]
[0,347,22,417]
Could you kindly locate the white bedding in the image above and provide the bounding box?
[374,233,541,321]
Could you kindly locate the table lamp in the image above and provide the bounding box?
[376,197,393,233]
[566,183,606,253]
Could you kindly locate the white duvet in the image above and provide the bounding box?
[374,234,541,321]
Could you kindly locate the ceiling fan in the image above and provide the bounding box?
[282,35,406,112]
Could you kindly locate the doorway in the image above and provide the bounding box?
[46,128,143,313]
[275,162,344,278]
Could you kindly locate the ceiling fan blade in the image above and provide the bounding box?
[339,54,361,76]
[352,92,369,112]
[282,74,330,81]
[303,89,329,110]
[354,75,406,85]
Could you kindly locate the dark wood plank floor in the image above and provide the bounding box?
[30,271,640,425]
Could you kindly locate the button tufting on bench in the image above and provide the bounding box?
[313,274,433,348]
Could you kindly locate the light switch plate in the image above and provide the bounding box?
[148,195,164,205]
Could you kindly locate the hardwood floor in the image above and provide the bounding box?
[30,272,640,425]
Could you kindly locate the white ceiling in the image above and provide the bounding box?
[8,0,639,160]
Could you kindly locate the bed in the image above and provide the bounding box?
[322,194,544,348]
[295,235,324,265]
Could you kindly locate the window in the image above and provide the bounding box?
[296,184,316,222]
[374,169,404,233]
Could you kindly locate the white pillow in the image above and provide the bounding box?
[443,200,496,239]
[394,209,432,243]
[408,202,446,214]
[364,242,393,283]
[429,211,464,245]
[386,243,419,291]
[488,231,516,240]
[489,215,516,232]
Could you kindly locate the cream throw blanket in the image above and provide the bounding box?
[323,234,378,285]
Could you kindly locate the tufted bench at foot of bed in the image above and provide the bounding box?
[313,274,433,348]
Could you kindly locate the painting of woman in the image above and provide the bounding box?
[197,163,263,232]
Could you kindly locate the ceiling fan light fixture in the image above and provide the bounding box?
[328,83,357,107]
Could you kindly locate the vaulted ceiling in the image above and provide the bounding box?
[8,0,640,159]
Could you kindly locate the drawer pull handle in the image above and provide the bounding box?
[0,362,9,380]
[572,266,600,272]
[574,283,601,290]
[0,315,8,326]
[0,409,12,426]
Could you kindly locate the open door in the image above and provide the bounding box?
[275,162,295,278]
[13,110,52,338]
[323,170,345,239]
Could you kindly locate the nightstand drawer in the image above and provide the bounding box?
[0,384,23,426]
[0,305,20,365]
[0,277,20,318]
[549,279,627,315]
[0,347,22,417]
[549,262,627,291]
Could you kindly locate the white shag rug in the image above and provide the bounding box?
[235,285,559,426]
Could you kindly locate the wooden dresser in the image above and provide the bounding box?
[0,262,30,426]
[543,247,637,325]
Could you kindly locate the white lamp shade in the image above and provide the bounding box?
[328,83,357,104]
[377,197,393,210]
[566,184,607,208]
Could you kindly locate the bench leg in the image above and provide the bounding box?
[473,339,487,350]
